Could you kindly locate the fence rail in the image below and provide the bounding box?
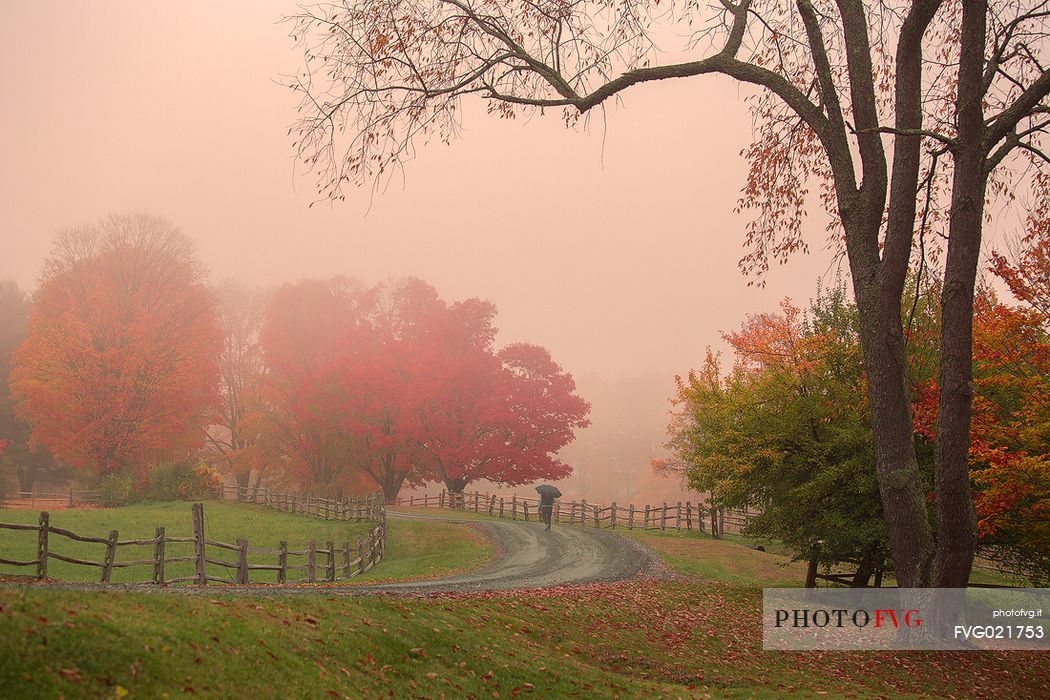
[0,488,386,586]
[0,488,101,509]
[395,489,753,538]
[218,484,385,522]
[802,541,1027,589]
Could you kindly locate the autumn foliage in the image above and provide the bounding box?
[8,215,222,477]
[255,277,589,500]
[5,219,586,500]
[667,276,1049,582]
[913,288,1050,579]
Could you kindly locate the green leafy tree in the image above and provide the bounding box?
[669,281,934,577]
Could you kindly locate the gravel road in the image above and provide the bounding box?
[358,510,656,593]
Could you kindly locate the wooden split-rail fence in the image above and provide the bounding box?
[218,484,385,522]
[396,490,753,538]
[0,488,101,510]
[0,490,386,586]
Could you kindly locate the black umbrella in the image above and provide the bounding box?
[535,484,561,499]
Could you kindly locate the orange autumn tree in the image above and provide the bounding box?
[9,215,222,477]
[912,292,1050,582]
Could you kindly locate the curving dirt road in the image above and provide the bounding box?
[355,510,656,594]
[1,510,658,596]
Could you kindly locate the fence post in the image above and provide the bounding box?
[644,505,650,530]
[440,490,445,508]
[511,496,517,520]
[628,505,635,530]
[499,497,504,518]
[342,542,351,578]
[278,541,288,584]
[593,505,599,528]
[307,541,316,582]
[153,527,166,584]
[611,502,617,528]
[326,540,336,582]
[710,505,719,539]
[236,538,249,585]
[489,495,496,515]
[676,502,682,532]
[192,502,207,584]
[370,530,378,567]
[358,540,365,574]
[101,530,118,583]
[36,511,49,579]
[686,502,692,531]
[661,503,668,530]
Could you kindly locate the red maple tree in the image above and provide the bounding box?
[257,276,590,500]
[414,300,591,494]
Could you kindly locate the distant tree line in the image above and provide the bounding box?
[1,214,589,503]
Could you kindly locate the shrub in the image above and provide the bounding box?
[144,461,221,501]
[97,473,135,507]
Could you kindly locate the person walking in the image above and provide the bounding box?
[535,484,561,532]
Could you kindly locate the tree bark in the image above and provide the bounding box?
[381,470,406,504]
[444,476,468,495]
[932,0,987,588]
[848,216,935,588]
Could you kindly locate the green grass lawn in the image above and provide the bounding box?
[0,502,374,585]
[2,578,1046,699]
[2,503,1044,698]
[349,516,493,584]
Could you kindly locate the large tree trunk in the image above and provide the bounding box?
[932,0,986,588]
[844,196,936,587]
[444,475,469,508]
[849,216,935,588]
[444,476,468,493]
[830,0,941,588]
[858,293,935,587]
[381,470,405,504]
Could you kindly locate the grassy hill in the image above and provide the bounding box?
[1,504,1046,698]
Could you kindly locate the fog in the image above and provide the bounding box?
[1,1,844,503]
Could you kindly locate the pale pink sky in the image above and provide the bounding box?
[1,0,840,385]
